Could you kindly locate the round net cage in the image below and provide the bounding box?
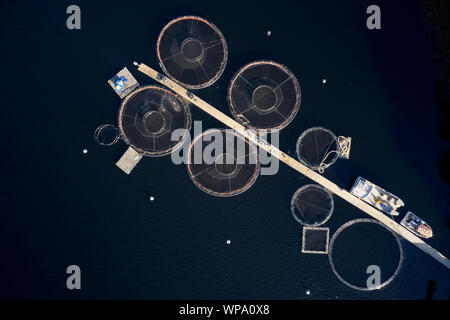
[227,60,301,130]
[118,85,191,157]
[156,16,228,90]
[187,129,260,197]
[290,184,334,226]
[94,124,120,146]
[296,127,340,172]
[328,218,403,291]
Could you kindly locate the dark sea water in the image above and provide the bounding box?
[1,0,449,299]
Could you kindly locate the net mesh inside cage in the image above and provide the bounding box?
[187,129,260,197]
[94,124,120,146]
[118,85,191,157]
[296,127,340,172]
[290,184,334,226]
[302,227,329,254]
[328,218,403,291]
[156,16,228,89]
[227,60,301,130]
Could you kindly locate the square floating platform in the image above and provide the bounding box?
[116,146,142,174]
[302,226,329,254]
[108,67,139,99]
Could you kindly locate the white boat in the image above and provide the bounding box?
[400,211,433,238]
[350,177,404,216]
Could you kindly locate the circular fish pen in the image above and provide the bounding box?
[290,184,334,226]
[328,218,403,291]
[296,127,340,172]
[94,124,120,146]
[118,85,191,157]
[227,60,301,130]
[187,129,260,197]
[156,16,228,90]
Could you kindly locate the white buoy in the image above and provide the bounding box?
[226,240,231,245]
[322,78,327,84]
[82,149,88,154]
[150,196,155,201]
[266,30,271,36]
[306,290,311,295]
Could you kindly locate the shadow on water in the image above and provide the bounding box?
[425,280,437,300]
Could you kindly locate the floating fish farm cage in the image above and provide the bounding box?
[296,126,341,172]
[96,68,192,174]
[156,16,228,90]
[94,124,120,146]
[328,218,404,291]
[187,129,260,197]
[302,226,330,254]
[290,184,334,226]
[117,85,191,157]
[227,60,301,130]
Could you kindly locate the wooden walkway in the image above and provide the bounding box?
[135,62,450,270]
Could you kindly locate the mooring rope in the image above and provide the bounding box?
[317,136,351,173]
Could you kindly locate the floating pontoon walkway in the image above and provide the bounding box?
[135,62,450,270]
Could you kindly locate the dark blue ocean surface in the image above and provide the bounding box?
[1,0,449,299]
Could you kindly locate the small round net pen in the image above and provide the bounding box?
[118,85,191,157]
[94,124,120,146]
[296,127,340,173]
[156,16,228,89]
[290,184,334,226]
[227,60,301,130]
[187,129,260,197]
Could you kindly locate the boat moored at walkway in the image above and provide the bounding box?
[400,211,433,238]
[350,177,404,216]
